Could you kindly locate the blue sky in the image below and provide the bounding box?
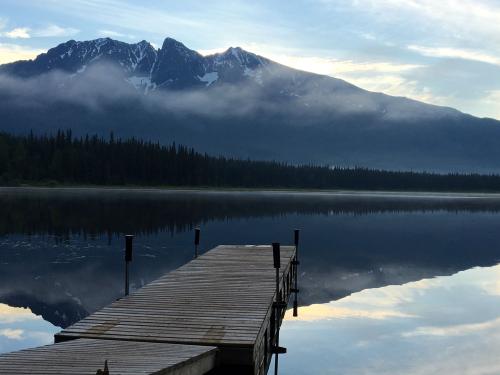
[0,0,499,120]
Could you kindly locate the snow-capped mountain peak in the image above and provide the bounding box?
[0,37,274,90]
[0,37,158,78]
[1,36,498,173]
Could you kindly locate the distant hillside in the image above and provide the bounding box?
[1,37,500,172]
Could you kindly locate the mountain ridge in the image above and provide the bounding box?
[0,36,499,173]
[0,36,463,118]
[0,37,274,89]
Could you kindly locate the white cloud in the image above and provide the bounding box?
[39,0,290,49]
[0,43,44,64]
[33,24,79,38]
[0,24,79,39]
[403,317,500,337]
[99,29,125,38]
[345,0,500,40]
[0,328,24,340]
[44,0,204,34]
[408,45,500,66]
[321,1,500,66]
[270,55,423,77]
[197,47,226,56]
[360,32,376,41]
[343,74,451,106]
[481,90,500,120]
[2,27,31,39]
[285,303,415,321]
[0,304,39,324]
[98,29,135,40]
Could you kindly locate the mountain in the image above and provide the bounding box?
[1,37,500,173]
[0,38,157,77]
[0,37,272,90]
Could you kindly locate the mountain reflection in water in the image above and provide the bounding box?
[0,187,499,344]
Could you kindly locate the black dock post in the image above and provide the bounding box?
[272,242,287,375]
[124,235,134,296]
[292,229,300,317]
[194,228,200,258]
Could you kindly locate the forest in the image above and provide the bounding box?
[1,130,500,192]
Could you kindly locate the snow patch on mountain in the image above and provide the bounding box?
[198,72,218,86]
[126,76,156,92]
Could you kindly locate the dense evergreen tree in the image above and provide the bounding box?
[1,131,500,192]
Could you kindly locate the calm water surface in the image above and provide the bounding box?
[0,187,499,373]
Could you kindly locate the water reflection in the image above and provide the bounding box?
[0,303,59,354]
[1,187,500,353]
[281,265,500,375]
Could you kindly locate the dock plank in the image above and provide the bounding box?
[0,338,216,375]
[53,244,296,374]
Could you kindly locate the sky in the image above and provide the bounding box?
[0,0,499,120]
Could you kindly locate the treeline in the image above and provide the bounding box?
[2,130,500,191]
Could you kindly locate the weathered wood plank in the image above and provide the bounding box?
[0,338,216,375]
[51,244,296,375]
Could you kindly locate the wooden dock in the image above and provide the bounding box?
[0,339,217,375]
[0,243,298,375]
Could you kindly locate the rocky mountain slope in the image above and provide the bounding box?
[1,37,499,172]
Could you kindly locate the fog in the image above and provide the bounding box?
[0,61,461,120]
[1,62,500,173]
[0,63,282,118]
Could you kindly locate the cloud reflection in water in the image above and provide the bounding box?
[281,265,500,375]
[0,304,59,353]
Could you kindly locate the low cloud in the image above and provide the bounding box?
[0,43,44,64]
[99,29,135,40]
[0,61,463,124]
[33,24,79,38]
[0,304,38,324]
[2,27,31,39]
[1,24,79,39]
[408,45,500,67]
[0,328,24,340]
[482,90,500,120]
[337,0,500,48]
[284,303,415,321]
[402,317,500,337]
[0,63,273,118]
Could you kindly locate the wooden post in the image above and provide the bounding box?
[124,235,134,296]
[272,242,280,375]
[293,229,300,317]
[194,228,200,258]
[272,242,286,374]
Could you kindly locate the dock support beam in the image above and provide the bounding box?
[292,229,300,317]
[194,228,200,258]
[272,242,287,375]
[124,235,134,296]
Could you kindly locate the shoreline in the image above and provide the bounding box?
[3,185,500,199]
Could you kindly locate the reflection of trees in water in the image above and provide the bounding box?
[2,188,500,328]
[3,189,500,236]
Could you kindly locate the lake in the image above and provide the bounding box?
[0,187,499,374]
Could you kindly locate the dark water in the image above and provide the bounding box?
[0,187,499,373]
